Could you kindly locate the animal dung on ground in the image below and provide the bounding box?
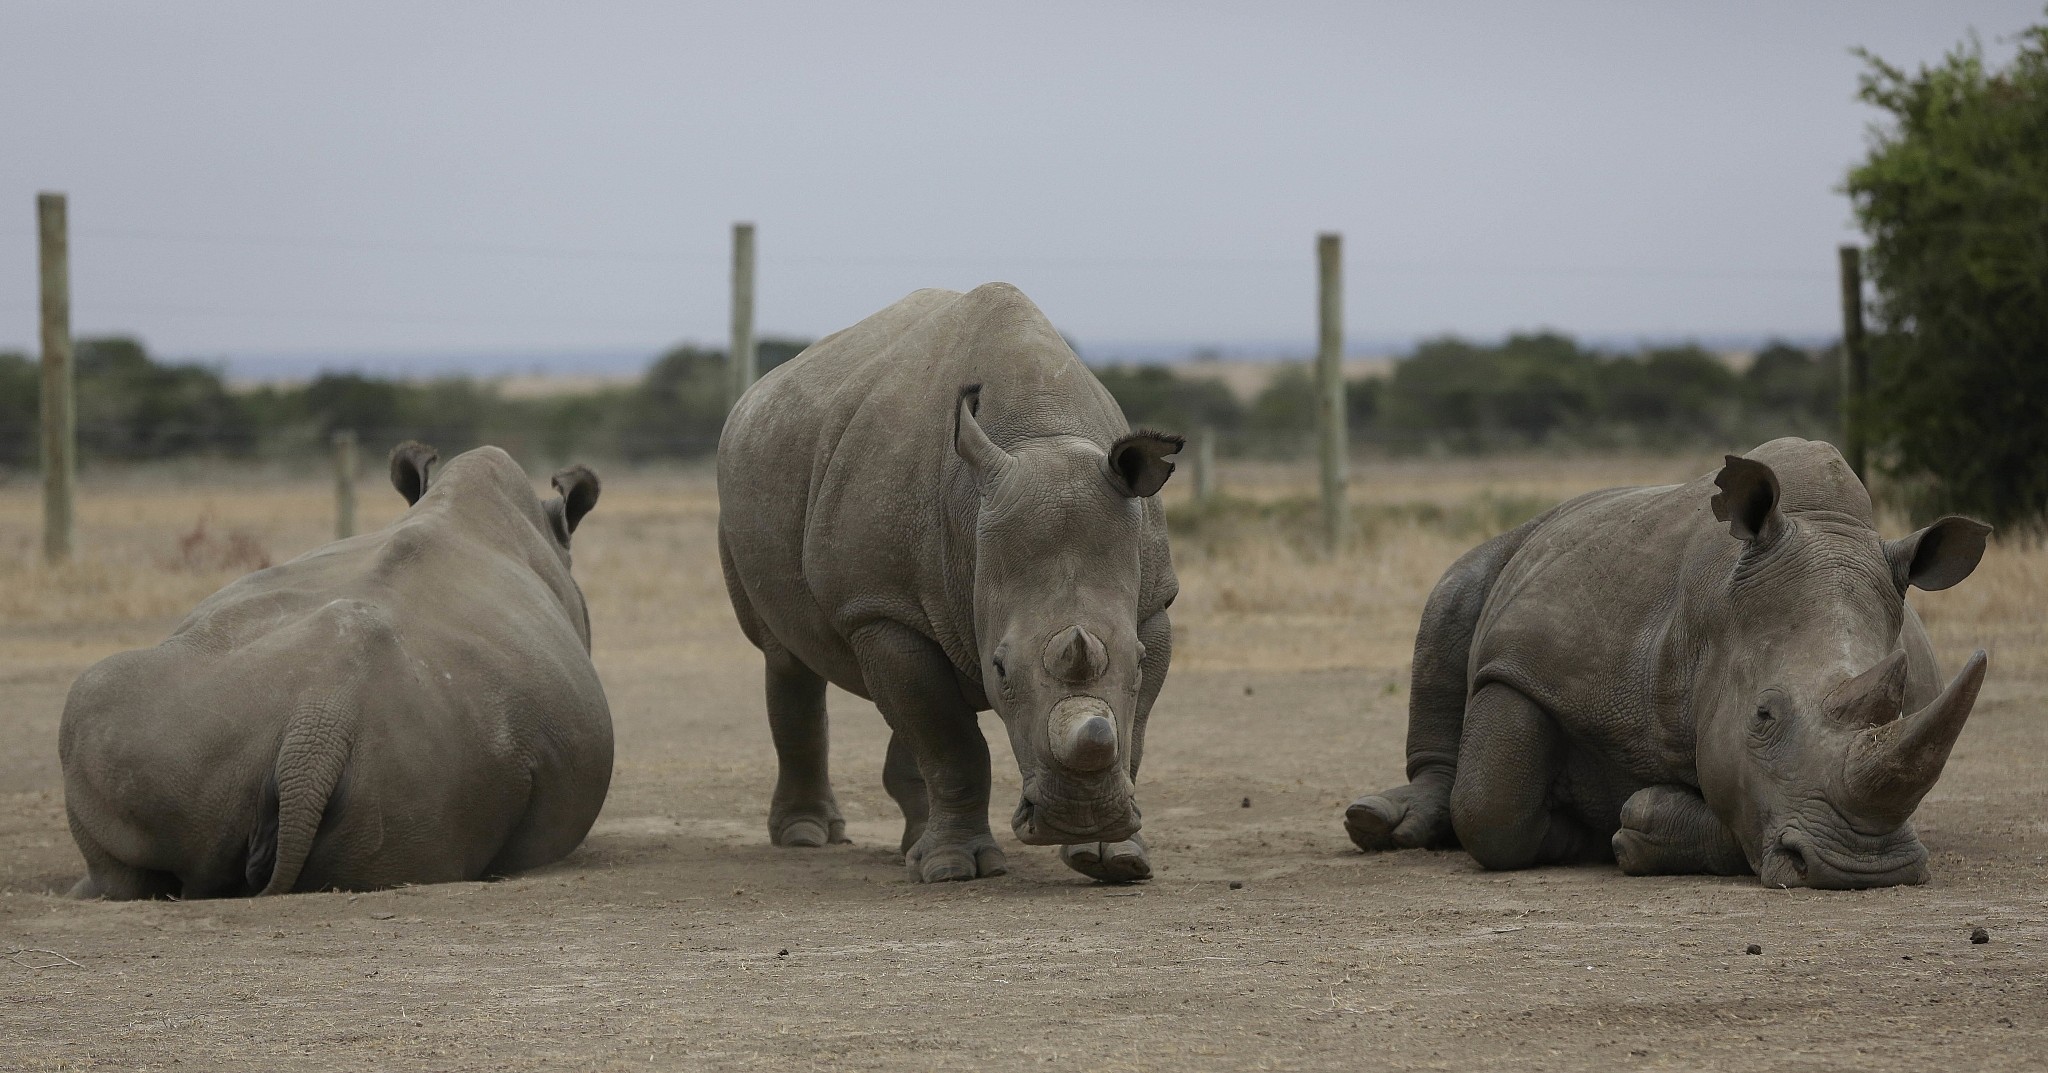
[1229,880,1245,890]
[1241,797,1251,808]
[1971,927,1990,944]
[1745,944,1762,955]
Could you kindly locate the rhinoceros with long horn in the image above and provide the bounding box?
[1346,439,1990,888]
[718,283,1181,884]
[60,443,611,898]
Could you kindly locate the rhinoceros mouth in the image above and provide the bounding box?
[1011,794,1140,847]
[1760,826,1929,890]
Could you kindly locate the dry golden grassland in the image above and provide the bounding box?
[0,449,2037,688]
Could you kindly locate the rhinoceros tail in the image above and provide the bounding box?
[249,599,384,896]
[251,685,360,896]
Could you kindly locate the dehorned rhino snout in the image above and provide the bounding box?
[1046,695,1119,773]
[1043,625,1108,683]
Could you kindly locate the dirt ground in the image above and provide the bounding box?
[2,454,2043,1071]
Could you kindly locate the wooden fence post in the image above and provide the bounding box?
[1838,244,1869,481]
[729,221,757,410]
[332,430,359,539]
[1194,426,1217,503]
[1316,232,1347,550]
[38,192,74,564]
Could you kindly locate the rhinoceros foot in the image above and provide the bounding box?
[905,831,1008,883]
[1611,784,1750,878]
[1059,835,1150,884]
[772,815,849,848]
[1345,776,1454,853]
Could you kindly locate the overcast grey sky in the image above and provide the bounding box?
[1,2,2041,364]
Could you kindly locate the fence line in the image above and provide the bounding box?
[0,225,1838,280]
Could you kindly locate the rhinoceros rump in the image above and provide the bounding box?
[60,444,611,899]
[1345,439,1990,889]
[717,284,1181,884]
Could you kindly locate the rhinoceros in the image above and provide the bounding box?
[60,443,610,899]
[1345,439,1990,888]
[718,283,1181,884]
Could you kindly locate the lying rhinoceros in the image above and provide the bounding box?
[718,283,1181,884]
[60,443,610,899]
[1346,438,1990,888]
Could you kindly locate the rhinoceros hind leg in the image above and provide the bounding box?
[882,731,928,854]
[1450,683,1607,870]
[1345,772,1455,852]
[764,651,849,848]
[1059,834,1150,883]
[852,621,1006,883]
[1612,784,1751,877]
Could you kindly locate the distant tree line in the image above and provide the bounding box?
[0,333,1841,472]
[1099,332,1840,455]
[0,337,809,471]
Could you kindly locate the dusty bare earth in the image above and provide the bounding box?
[2,454,2044,1071]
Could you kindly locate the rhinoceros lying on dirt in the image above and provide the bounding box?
[1346,438,1990,888]
[60,443,610,899]
[718,283,1181,884]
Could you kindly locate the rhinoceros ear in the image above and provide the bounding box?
[1106,430,1185,498]
[549,464,602,542]
[1887,516,1991,591]
[954,383,1013,489]
[1710,454,1784,544]
[389,440,438,506]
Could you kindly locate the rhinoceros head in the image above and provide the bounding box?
[1693,453,1990,888]
[389,440,601,561]
[954,385,1180,847]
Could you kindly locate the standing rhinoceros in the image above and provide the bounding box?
[1345,439,1990,888]
[60,443,610,899]
[718,283,1181,884]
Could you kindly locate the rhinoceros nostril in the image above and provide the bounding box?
[1773,832,1816,882]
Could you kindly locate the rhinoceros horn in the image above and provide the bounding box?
[1046,694,1119,772]
[1044,625,1108,683]
[1823,650,1909,728]
[1839,649,1988,826]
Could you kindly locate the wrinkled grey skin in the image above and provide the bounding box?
[718,283,1182,884]
[1347,439,1991,889]
[60,444,611,899]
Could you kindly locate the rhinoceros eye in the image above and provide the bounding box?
[991,654,1007,680]
[1754,705,1774,723]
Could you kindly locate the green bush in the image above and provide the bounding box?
[1847,22,2048,530]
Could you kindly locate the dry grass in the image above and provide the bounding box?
[0,453,2039,682]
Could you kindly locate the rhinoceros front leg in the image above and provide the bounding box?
[763,649,849,848]
[1058,608,1170,884]
[851,621,1007,883]
[1612,784,1751,877]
